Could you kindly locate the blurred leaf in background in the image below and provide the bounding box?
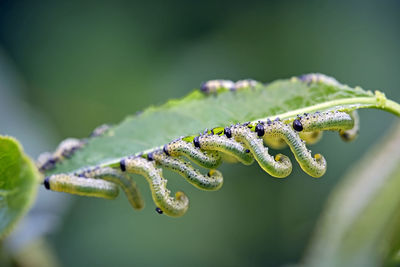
[0,47,69,267]
[304,122,400,266]
[0,0,400,266]
[0,136,39,240]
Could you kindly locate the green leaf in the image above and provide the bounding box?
[47,75,400,175]
[0,136,40,239]
[303,122,400,266]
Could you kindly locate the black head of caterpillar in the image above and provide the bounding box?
[155,207,163,214]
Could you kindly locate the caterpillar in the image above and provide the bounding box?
[120,156,189,217]
[146,150,223,191]
[37,138,85,172]
[200,79,259,94]
[78,167,144,210]
[90,124,112,138]
[257,120,326,177]
[37,123,115,172]
[163,138,222,169]
[44,174,119,199]
[234,79,260,90]
[196,133,254,165]
[228,124,293,178]
[44,167,144,209]
[296,73,340,86]
[42,102,359,216]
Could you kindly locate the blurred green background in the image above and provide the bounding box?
[0,0,400,266]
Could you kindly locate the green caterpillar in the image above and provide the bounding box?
[45,167,144,209]
[120,156,189,217]
[42,94,359,216]
[79,167,144,210]
[163,138,222,169]
[228,124,292,178]
[147,150,223,191]
[44,174,119,199]
[257,120,326,177]
[194,133,254,165]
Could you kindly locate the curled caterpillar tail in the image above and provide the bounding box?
[44,174,119,199]
[197,132,254,165]
[259,122,327,177]
[339,110,359,142]
[230,125,292,178]
[149,151,223,191]
[79,167,144,210]
[164,139,222,169]
[120,156,189,217]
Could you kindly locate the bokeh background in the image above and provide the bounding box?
[0,0,400,266]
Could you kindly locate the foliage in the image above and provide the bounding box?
[45,76,400,175]
[0,136,40,239]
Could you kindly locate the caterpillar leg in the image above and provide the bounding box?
[197,132,254,165]
[164,139,222,169]
[257,122,327,178]
[147,151,223,191]
[44,174,119,199]
[339,110,359,141]
[120,157,189,217]
[79,167,144,210]
[229,125,292,178]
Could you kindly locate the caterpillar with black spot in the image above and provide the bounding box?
[43,109,358,217]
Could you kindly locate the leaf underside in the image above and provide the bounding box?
[46,75,397,175]
[0,136,40,239]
